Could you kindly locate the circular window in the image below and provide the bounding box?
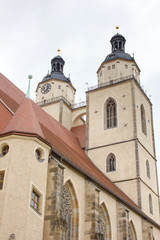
[1,144,9,157]
[35,149,41,161]
[35,148,45,162]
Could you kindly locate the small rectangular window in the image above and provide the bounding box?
[112,64,115,69]
[31,190,39,211]
[125,64,128,69]
[100,71,102,77]
[108,66,111,70]
[30,187,42,215]
[58,85,61,89]
[0,171,5,190]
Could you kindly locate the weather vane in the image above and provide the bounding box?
[116,26,119,33]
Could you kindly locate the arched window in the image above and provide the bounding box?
[146,160,150,179]
[129,221,137,240]
[149,194,153,214]
[63,180,79,240]
[106,153,116,172]
[104,98,117,129]
[141,104,147,135]
[96,203,111,240]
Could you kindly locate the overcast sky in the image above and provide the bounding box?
[0,0,160,189]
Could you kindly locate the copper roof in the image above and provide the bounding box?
[0,74,159,228]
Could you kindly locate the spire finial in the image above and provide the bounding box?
[116,25,119,33]
[57,49,61,55]
[25,75,33,99]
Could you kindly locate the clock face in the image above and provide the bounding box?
[41,83,51,94]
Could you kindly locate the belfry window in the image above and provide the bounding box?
[149,194,153,214]
[141,104,147,135]
[104,98,117,129]
[106,153,116,172]
[146,160,150,179]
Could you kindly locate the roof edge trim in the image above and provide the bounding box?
[0,131,51,147]
[0,99,14,114]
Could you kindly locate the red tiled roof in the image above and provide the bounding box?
[0,101,13,133]
[0,74,159,228]
[71,125,86,148]
[0,73,25,112]
[2,98,44,138]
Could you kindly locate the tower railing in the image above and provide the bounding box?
[37,74,151,109]
[37,96,86,109]
[87,74,136,91]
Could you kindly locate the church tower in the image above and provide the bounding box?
[86,31,160,219]
[36,53,76,130]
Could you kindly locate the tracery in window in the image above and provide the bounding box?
[146,160,150,179]
[141,104,147,135]
[104,98,117,129]
[106,153,116,172]
[96,203,111,240]
[62,180,79,240]
[128,220,137,240]
[149,194,153,214]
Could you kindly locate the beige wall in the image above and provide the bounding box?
[62,103,72,130]
[134,83,154,155]
[86,77,160,218]
[87,81,134,148]
[97,59,140,85]
[140,180,160,223]
[36,79,75,105]
[0,135,50,240]
[42,102,60,122]
[138,143,158,194]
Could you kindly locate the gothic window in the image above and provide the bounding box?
[106,153,116,172]
[96,203,111,240]
[129,221,137,240]
[146,160,150,179]
[141,104,147,135]
[149,194,153,214]
[62,181,79,240]
[104,98,117,129]
[63,186,72,240]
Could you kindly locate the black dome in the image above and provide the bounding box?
[104,33,133,62]
[42,55,70,82]
[105,51,133,62]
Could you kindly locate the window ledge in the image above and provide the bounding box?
[30,205,42,216]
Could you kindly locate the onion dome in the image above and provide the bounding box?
[105,33,133,62]
[42,55,70,82]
